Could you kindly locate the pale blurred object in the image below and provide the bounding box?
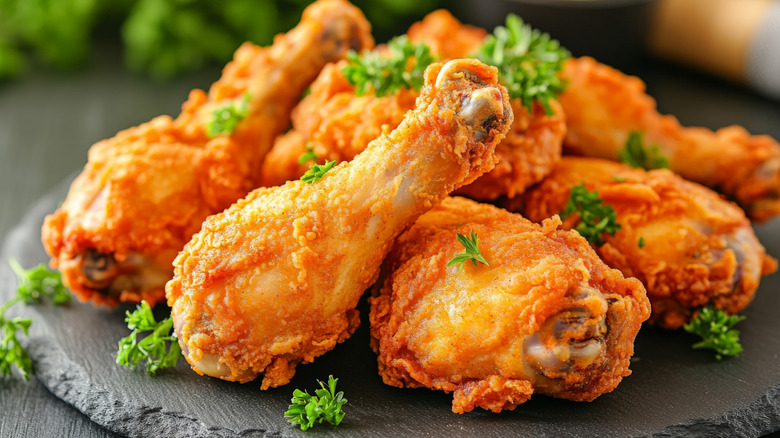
[649,0,780,100]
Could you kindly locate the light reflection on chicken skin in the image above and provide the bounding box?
[260,10,565,200]
[369,197,649,414]
[560,56,780,222]
[166,59,513,389]
[514,157,777,329]
[41,0,373,307]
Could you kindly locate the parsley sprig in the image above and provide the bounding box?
[619,131,669,170]
[342,35,435,97]
[477,14,570,114]
[285,375,347,431]
[207,92,251,138]
[447,231,489,272]
[116,301,181,375]
[683,306,745,360]
[298,144,318,165]
[562,183,621,246]
[301,160,336,184]
[2,260,70,380]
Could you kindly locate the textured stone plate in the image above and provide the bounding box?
[2,176,779,437]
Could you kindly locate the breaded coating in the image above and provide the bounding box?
[560,56,780,222]
[260,10,564,200]
[406,9,487,61]
[41,0,373,307]
[166,59,513,389]
[515,157,777,329]
[369,197,649,413]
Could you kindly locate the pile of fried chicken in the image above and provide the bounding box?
[41,0,778,414]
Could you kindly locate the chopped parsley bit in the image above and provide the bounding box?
[116,301,181,375]
[301,160,336,184]
[298,144,318,165]
[612,175,626,182]
[477,14,570,114]
[2,260,70,380]
[618,131,669,170]
[342,35,435,97]
[285,375,347,431]
[638,237,645,248]
[562,183,621,246]
[683,306,745,360]
[447,231,490,272]
[207,92,251,138]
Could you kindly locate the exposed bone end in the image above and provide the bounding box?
[80,250,120,292]
[311,0,374,61]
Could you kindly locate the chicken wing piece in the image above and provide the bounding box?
[41,0,373,307]
[369,197,649,414]
[513,157,777,329]
[559,56,780,222]
[166,59,513,389]
[260,10,565,200]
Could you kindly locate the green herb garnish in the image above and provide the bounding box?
[619,131,669,170]
[447,231,490,272]
[285,375,347,431]
[207,93,251,138]
[638,237,645,248]
[477,14,570,114]
[298,144,318,165]
[683,306,745,360]
[342,35,435,97]
[2,260,69,380]
[301,160,336,184]
[562,183,621,246]
[116,301,181,375]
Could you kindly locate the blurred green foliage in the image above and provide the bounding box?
[0,0,445,81]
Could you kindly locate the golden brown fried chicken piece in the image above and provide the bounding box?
[260,10,564,200]
[41,0,373,307]
[559,56,780,222]
[369,197,649,413]
[166,59,513,389]
[514,157,777,329]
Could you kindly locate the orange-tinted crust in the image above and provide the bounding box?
[516,157,777,328]
[370,197,650,413]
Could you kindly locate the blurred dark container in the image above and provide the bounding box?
[454,0,658,69]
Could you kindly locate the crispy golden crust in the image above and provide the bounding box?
[370,197,649,413]
[516,157,777,328]
[560,56,780,222]
[166,59,513,389]
[260,10,563,200]
[41,0,373,307]
[406,9,487,60]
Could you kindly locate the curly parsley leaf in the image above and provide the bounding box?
[619,131,669,170]
[116,301,181,375]
[683,306,745,360]
[301,160,336,184]
[9,259,70,305]
[447,231,489,272]
[298,144,318,165]
[285,375,347,431]
[207,92,251,138]
[562,183,621,246]
[477,14,570,114]
[1,260,70,380]
[342,35,435,97]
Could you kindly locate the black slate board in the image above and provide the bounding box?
[2,176,780,438]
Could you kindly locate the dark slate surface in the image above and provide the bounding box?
[2,165,780,438]
[2,34,780,438]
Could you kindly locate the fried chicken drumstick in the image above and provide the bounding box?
[41,0,373,307]
[514,157,776,329]
[369,197,649,413]
[560,56,780,222]
[166,59,513,389]
[260,10,565,200]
